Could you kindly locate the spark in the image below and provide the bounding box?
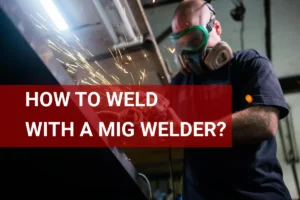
[62,50,76,61]
[86,49,94,57]
[48,44,61,52]
[30,14,42,25]
[36,13,47,22]
[36,25,42,29]
[110,75,121,84]
[41,24,49,31]
[46,39,63,51]
[115,63,128,74]
[118,49,123,59]
[75,62,85,69]
[95,72,111,85]
[140,69,147,84]
[88,77,100,84]
[114,47,120,63]
[81,80,92,85]
[130,73,136,85]
[95,61,108,74]
[73,34,80,42]
[166,47,175,54]
[108,48,118,63]
[57,36,70,47]
[66,63,78,68]
[77,40,87,53]
[67,69,75,74]
[56,58,65,64]
[66,63,77,71]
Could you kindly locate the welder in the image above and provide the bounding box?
[168,0,292,199]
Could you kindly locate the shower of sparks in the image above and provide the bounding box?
[30,12,150,86]
[108,48,129,74]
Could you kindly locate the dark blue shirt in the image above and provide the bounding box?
[171,50,292,200]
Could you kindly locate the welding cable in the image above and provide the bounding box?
[139,173,153,200]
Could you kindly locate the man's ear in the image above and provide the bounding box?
[214,20,222,36]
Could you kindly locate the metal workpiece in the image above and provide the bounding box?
[0,0,153,198]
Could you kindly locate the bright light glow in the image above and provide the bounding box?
[40,0,69,31]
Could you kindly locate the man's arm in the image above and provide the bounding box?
[226,55,288,145]
[229,106,279,144]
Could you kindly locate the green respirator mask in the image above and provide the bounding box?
[169,3,233,75]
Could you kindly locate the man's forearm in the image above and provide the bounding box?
[223,106,279,145]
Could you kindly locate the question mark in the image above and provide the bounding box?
[217,122,226,137]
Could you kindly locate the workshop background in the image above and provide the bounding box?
[0,0,299,199]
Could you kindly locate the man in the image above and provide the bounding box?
[169,0,292,199]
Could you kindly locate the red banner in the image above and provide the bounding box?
[0,85,232,147]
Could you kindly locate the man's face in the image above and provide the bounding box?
[171,2,222,48]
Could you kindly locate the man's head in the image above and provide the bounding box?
[171,0,222,47]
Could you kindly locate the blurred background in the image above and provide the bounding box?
[1,0,299,199]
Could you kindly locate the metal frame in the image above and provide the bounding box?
[92,0,119,44]
[137,0,171,83]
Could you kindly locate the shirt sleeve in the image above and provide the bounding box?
[241,57,289,119]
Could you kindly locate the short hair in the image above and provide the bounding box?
[172,0,215,26]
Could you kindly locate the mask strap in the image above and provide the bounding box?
[205,3,216,33]
[206,3,216,15]
[206,19,215,33]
